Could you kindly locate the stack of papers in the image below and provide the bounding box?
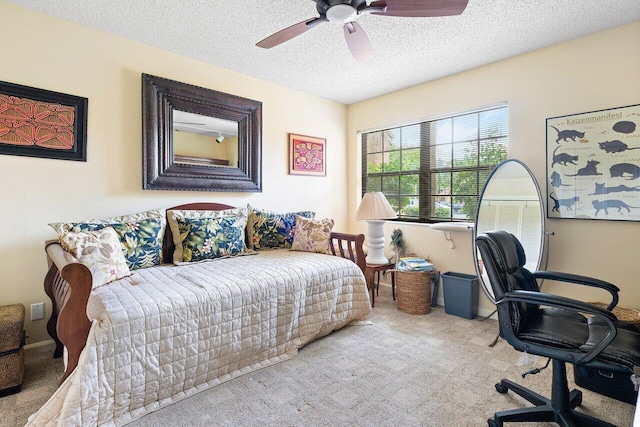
[397,257,434,272]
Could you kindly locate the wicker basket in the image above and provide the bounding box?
[0,304,25,396]
[590,302,640,331]
[396,270,432,315]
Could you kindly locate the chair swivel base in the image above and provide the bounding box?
[488,360,617,427]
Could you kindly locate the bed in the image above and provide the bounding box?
[29,203,371,426]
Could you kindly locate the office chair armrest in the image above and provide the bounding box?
[502,290,618,364]
[532,270,619,310]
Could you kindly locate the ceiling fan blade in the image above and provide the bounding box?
[344,22,373,62]
[370,0,468,17]
[256,17,324,49]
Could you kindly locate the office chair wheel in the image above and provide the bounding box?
[495,382,508,394]
[487,417,499,427]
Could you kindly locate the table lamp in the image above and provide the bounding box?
[356,192,398,264]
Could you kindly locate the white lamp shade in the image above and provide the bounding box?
[355,192,397,221]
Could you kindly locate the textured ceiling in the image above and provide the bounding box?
[6,0,640,105]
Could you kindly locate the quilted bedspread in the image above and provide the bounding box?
[27,250,371,426]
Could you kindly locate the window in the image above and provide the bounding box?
[361,104,508,222]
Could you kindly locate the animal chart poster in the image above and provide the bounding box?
[546,104,640,221]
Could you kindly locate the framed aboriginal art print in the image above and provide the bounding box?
[546,104,640,221]
[0,80,88,161]
[288,133,326,176]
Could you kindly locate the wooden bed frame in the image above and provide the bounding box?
[44,203,366,384]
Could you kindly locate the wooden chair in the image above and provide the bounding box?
[329,232,366,274]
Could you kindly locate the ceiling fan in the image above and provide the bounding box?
[256,0,469,61]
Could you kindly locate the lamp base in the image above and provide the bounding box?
[366,255,389,265]
[365,220,389,265]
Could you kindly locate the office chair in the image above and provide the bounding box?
[475,230,640,427]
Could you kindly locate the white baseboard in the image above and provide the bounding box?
[376,282,498,319]
[477,306,498,319]
[24,339,56,355]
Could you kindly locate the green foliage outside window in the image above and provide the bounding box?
[363,105,508,222]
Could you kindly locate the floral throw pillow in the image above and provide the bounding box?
[247,206,315,250]
[59,227,131,288]
[167,208,247,264]
[50,209,166,270]
[291,215,334,254]
[176,215,247,263]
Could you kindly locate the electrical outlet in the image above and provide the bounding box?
[31,302,45,321]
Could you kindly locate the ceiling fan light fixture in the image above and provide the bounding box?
[326,4,357,23]
[257,0,469,60]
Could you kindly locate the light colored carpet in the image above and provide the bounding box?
[3,287,635,426]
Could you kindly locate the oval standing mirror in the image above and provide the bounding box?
[473,159,545,304]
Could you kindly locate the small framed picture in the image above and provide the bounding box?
[288,133,326,176]
[0,80,88,161]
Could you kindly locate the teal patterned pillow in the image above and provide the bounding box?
[60,218,164,270]
[50,210,166,270]
[177,215,247,263]
[247,207,315,250]
[167,208,247,264]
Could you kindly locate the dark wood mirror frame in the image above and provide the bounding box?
[142,73,262,192]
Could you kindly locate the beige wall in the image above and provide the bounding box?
[347,21,640,315]
[0,2,347,345]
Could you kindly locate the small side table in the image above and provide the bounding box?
[365,262,396,307]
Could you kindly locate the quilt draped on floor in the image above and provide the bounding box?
[27,250,371,426]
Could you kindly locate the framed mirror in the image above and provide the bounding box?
[473,159,545,303]
[142,73,262,192]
